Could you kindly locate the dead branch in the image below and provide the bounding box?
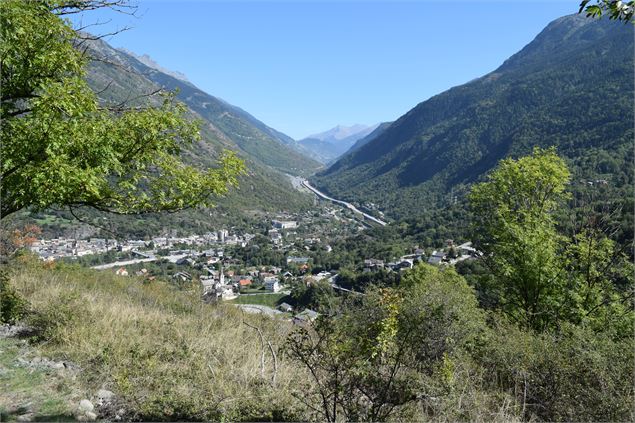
[267,340,278,387]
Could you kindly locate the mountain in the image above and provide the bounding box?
[298,124,380,163]
[117,49,191,84]
[87,39,320,177]
[29,34,322,237]
[313,14,634,222]
[347,122,392,153]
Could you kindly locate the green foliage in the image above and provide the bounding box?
[286,264,485,422]
[475,316,635,421]
[468,148,634,333]
[580,0,634,22]
[285,291,420,422]
[0,0,245,219]
[469,147,570,330]
[27,293,87,344]
[562,227,634,336]
[0,270,28,324]
[398,264,486,369]
[290,280,339,313]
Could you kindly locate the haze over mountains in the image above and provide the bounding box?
[117,48,192,84]
[313,14,634,221]
[297,124,380,163]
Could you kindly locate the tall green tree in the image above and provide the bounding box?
[0,0,244,220]
[469,147,571,331]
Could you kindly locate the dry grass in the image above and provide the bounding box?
[9,255,305,421]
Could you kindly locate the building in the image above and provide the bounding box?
[427,251,446,265]
[458,242,477,256]
[238,279,252,289]
[173,271,192,282]
[176,257,195,267]
[395,259,414,270]
[200,276,216,293]
[293,309,319,325]
[272,220,298,229]
[264,277,280,293]
[315,271,332,281]
[363,259,385,272]
[287,256,310,265]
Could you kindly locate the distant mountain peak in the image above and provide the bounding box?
[304,123,379,142]
[297,123,382,164]
[117,48,190,83]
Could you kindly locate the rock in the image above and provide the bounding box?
[50,361,65,370]
[97,388,115,403]
[85,411,97,421]
[16,414,33,422]
[0,324,32,338]
[79,399,94,413]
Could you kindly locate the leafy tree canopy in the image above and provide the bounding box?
[469,147,571,330]
[580,0,635,22]
[469,147,633,333]
[0,0,245,219]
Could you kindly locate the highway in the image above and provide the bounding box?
[301,180,387,226]
[91,254,188,270]
[91,257,157,270]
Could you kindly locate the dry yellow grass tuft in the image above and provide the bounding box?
[9,255,306,421]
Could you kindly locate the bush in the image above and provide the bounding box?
[0,270,29,324]
[27,292,87,344]
[475,316,635,422]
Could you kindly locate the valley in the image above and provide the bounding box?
[1,2,633,422]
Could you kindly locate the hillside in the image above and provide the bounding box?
[1,257,302,421]
[347,121,392,153]
[14,35,323,237]
[298,124,379,163]
[312,15,634,223]
[86,39,320,176]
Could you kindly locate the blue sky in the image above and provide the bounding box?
[74,0,575,139]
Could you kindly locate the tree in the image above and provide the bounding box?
[286,265,485,422]
[285,289,420,422]
[469,147,571,331]
[0,0,244,220]
[579,0,635,22]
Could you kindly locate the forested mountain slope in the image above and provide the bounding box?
[347,121,392,153]
[86,37,320,176]
[313,14,634,222]
[16,35,320,237]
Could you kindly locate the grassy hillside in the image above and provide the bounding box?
[3,254,632,422]
[2,255,305,421]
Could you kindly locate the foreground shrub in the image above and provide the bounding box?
[0,270,28,324]
[475,316,635,422]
